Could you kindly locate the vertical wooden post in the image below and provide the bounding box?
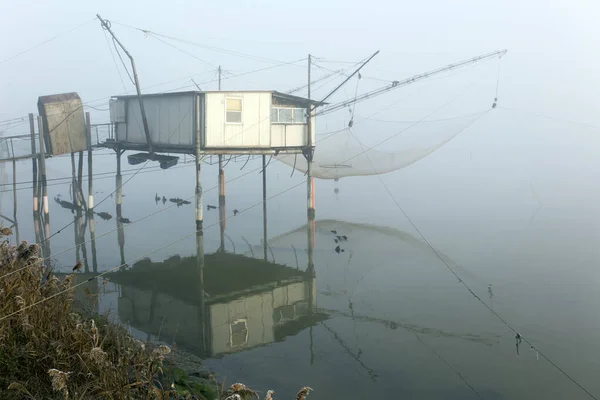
[73,208,81,263]
[218,155,226,251]
[218,65,222,90]
[218,155,225,204]
[89,211,98,273]
[97,14,153,155]
[195,122,203,232]
[37,116,49,219]
[77,150,84,205]
[116,150,123,206]
[115,151,125,266]
[195,227,206,353]
[29,114,38,213]
[12,157,19,243]
[262,155,268,261]
[71,153,79,207]
[86,112,94,212]
[306,54,315,218]
[306,54,315,275]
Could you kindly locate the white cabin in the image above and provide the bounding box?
[109,91,321,154]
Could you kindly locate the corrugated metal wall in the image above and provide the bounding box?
[114,93,196,148]
[110,92,315,152]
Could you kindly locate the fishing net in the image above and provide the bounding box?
[276,111,486,180]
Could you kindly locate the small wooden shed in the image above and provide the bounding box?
[37,92,87,156]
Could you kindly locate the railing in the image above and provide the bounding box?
[91,123,114,144]
[0,134,38,162]
[0,122,114,162]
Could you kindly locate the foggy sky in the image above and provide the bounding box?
[1,0,599,131]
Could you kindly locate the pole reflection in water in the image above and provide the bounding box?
[218,154,226,253]
[196,227,207,354]
[116,150,126,266]
[12,157,20,243]
[89,210,98,273]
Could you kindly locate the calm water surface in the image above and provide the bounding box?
[1,124,599,399]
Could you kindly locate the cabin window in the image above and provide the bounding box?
[229,319,248,347]
[271,107,307,124]
[226,98,243,123]
[278,108,293,123]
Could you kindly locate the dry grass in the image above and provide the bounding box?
[0,230,215,399]
[220,384,313,400]
[0,229,311,400]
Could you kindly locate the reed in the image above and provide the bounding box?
[0,229,216,399]
[0,229,310,399]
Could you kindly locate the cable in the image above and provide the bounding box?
[103,30,128,93]
[145,33,217,69]
[86,105,110,112]
[410,330,484,399]
[0,173,307,322]
[359,110,490,125]
[74,57,306,115]
[5,91,287,265]
[313,77,484,156]
[0,162,264,280]
[286,69,345,95]
[113,21,306,68]
[39,96,194,244]
[0,160,195,193]
[152,58,308,95]
[497,106,600,132]
[2,84,483,281]
[112,37,135,86]
[0,19,95,65]
[40,159,150,244]
[313,60,392,84]
[0,116,30,126]
[349,120,598,400]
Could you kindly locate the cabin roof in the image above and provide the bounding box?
[110,90,327,106]
[38,92,81,105]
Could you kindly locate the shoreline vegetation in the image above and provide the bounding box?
[0,229,312,400]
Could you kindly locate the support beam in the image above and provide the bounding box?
[262,155,268,261]
[195,119,203,232]
[195,157,203,231]
[306,54,316,304]
[71,153,79,207]
[218,155,226,252]
[28,114,38,214]
[306,54,316,221]
[86,112,94,212]
[116,150,123,206]
[37,116,49,220]
[12,158,19,243]
[89,211,98,273]
[77,150,84,206]
[115,154,126,266]
[195,228,206,353]
[218,65,222,91]
[97,14,153,155]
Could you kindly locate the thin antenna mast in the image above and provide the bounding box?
[97,14,153,155]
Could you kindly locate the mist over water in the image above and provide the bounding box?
[2,1,600,398]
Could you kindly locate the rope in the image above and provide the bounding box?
[40,159,150,244]
[0,19,95,66]
[112,37,135,86]
[348,118,598,400]
[0,163,264,280]
[0,176,306,323]
[102,30,128,93]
